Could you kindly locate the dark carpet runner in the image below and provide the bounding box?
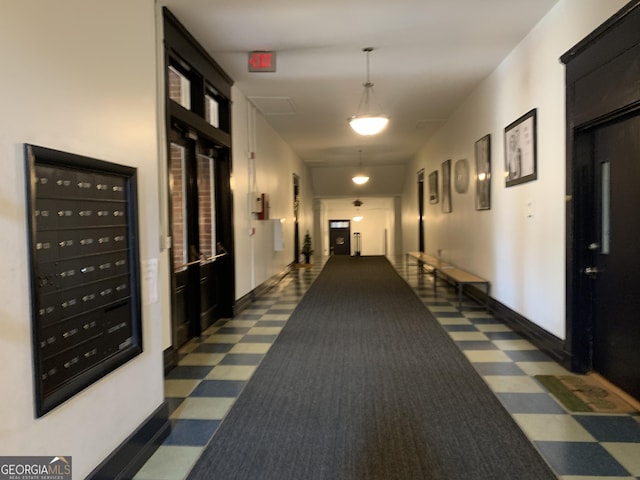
[187,256,556,479]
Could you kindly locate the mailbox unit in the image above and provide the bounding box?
[25,144,142,417]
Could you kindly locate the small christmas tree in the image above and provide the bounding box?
[301,231,313,264]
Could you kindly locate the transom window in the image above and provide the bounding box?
[168,66,191,110]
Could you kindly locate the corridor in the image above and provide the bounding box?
[135,257,640,479]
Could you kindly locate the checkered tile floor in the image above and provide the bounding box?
[134,256,640,480]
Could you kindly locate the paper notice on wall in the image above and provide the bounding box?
[142,258,158,305]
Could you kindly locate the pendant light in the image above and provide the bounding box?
[352,149,369,185]
[353,199,364,222]
[352,175,369,185]
[348,48,389,136]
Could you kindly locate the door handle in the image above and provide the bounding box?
[177,259,202,269]
[583,266,599,278]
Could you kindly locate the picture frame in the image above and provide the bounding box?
[454,159,470,194]
[504,109,537,187]
[475,134,491,210]
[428,170,439,204]
[441,159,452,213]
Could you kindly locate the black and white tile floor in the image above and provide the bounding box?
[134,256,640,480]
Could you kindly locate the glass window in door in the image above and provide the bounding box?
[170,143,188,271]
[197,152,216,261]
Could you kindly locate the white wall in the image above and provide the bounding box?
[401,0,628,339]
[320,197,397,257]
[0,1,167,478]
[232,93,314,299]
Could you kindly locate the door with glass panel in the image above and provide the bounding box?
[169,131,223,348]
[417,169,425,252]
[293,174,300,263]
[584,113,640,398]
[580,114,640,400]
[329,220,351,255]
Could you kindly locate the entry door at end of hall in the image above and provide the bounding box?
[169,131,222,348]
[585,113,640,400]
[329,220,351,255]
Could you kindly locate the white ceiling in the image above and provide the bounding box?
[159,0,559,197]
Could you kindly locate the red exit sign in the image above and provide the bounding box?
[248,51,276,72]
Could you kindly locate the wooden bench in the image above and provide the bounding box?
[406,251,490,311]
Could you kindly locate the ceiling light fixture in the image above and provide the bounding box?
[352,149,370,185]
[353,199,364,222]
[352,176,369,185]
[348,48,389,136]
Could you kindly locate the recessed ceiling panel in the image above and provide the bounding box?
[248,96,297,116]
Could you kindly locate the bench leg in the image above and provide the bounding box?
[457,283,463,311]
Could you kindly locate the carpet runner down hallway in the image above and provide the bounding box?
[135,255,640,480]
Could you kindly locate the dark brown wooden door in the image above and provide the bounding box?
[169,132,223,348]
[589,113,640,399]
[329,220,350,255]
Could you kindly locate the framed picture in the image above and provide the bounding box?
[441,159,451,213]
[454,159,470,194]
[504,108,537,187]
[475,134,491,210]
[428,170,439,204]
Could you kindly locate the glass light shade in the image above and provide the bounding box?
[352,174,369,185]
[353,215,364,222]
[349,115,389,136]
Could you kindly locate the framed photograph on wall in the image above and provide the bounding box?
[428,170,439,204]
[504,109,537,187]
[441,159,452,213]
[454,159,470,194]
[475,134,491,210]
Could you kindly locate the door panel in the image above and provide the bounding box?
[293,174,300,263]
[169,135,222,348]
[196,151,219,328]
[418,169,425,252]
[591,114,640,400]
[169,142,190,347]
[173,270,188,348]
[329,220,350,255]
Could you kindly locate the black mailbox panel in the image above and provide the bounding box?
[26,144,142,417]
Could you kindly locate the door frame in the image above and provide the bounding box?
[167,130,200,347]
[163,9,235,368]
[562,1,640,373]
[417,169,425,252]
[329,220,351,255]
[293,173,300,264]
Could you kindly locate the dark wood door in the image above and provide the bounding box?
[589,114,640,399]
[418,169,425,252]
[329,220,350,255]
[293,174,300,263]
[169,133,223,348]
